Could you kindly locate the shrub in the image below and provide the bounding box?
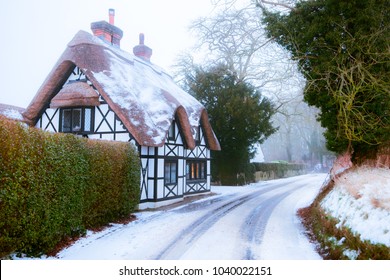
[82,140,140,228]
[0,116,140,257]
[252,162,307,179]
[237,162,256,185]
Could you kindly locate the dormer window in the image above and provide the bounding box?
[196,125,202,145]
[60,107,94,134]
[168,121,175,141]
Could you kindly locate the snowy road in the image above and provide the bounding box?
[53,173,327,260]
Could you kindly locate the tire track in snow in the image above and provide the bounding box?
[241,183,306,260]
[153,182,295,260]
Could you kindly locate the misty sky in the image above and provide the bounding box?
[0,0,218,108]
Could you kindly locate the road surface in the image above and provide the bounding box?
[53,173,327,260]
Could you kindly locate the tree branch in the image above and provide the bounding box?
[256,0,295,11]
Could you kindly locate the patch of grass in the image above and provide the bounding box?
[299,180,390,259]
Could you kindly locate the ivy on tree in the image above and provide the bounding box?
[261,0,390,159]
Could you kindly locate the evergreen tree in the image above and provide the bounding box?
[262,0,390,159]
[187,65,277,185]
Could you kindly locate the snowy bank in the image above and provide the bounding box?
[321,167,390,247]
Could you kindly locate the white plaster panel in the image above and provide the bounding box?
[115,133,130,142]
[157,159,164,177]
[148,159,154,175]
[156,179,164,199]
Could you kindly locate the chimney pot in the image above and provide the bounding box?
[139,33,145,45]
[109,8,115,25]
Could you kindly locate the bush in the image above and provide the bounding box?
[252,162,307,179]
[237,162,256,185]
[0,116,140,257]
[82,140,140,228]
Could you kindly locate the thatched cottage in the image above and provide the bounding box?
[22,9,220,209]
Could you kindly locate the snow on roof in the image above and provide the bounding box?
[0,103,25,121]
[22,30,220,150]
[91,48,203,145]
[50,81,100,108]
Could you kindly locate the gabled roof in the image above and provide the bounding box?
[23,30,220,150]
[50,81,100,108]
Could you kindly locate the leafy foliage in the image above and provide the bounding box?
[187,65,277,185]
[262,0,390,158]
[0,116,140,257]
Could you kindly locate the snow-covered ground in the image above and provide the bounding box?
[259,178,323,259]
[16,174,327,260]
[13,168,389,261]
[321,166,390,247]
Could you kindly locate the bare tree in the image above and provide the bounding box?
[174,0,329,164]
[189,8,273,84]
[254,0,295,11]
[182,7,303,101]
[212,0,296,12]
[261,94,330,167]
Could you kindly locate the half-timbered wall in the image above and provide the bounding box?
[185,126,211,195]
[139,120,185,204]
[35,66,212,208]
[138,120,211,207]
[36,67,134,143]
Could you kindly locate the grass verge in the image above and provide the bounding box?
[298,178,390,259]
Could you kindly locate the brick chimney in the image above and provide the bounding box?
[91,9,123,47]
[109,8,115,25]
[133,33,153,62]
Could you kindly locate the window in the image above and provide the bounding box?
[168,121,175,141]
[60,107,94,133]
[196,125,202,145]
[186,160,207,181]
[164,160,177,185]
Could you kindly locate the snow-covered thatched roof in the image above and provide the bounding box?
[0,103,25,121]
[23,30,220,150]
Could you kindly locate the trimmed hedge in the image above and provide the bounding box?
[0,116,140,257]
[252,162,307,179]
